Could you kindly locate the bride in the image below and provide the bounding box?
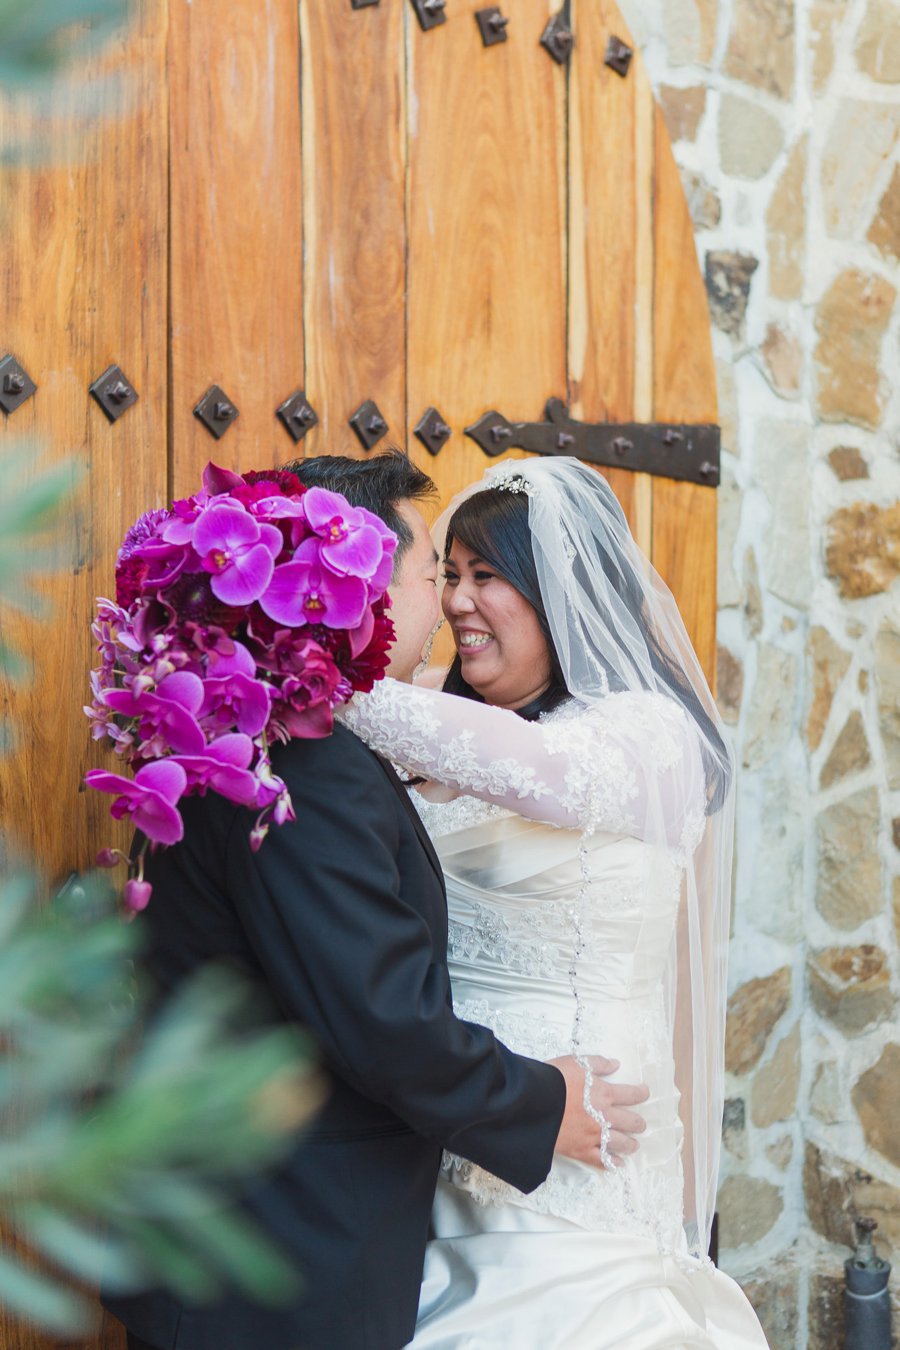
[340,457,769,1349]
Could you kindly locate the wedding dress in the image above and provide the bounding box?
[340,682,770,1349]
[339,458,769,1348]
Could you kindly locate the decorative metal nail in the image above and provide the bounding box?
[410,0,447,32]
[89,364,138,423]
[276,390,319,444]
[540,10,574,64]
[349,399,389,451]
[0,355,37,416]
[351,0,380,7]
[464,398,721,488]
[414,406,452,457]
[604,34,633,77]
[194,385,240,439]
[476,7,509,45]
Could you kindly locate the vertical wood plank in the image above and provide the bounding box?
[0,1,168,888]
[300,1,406,460]
[0,6,165,1348]
[569,0,652,534]
[168,0,304,496]
[651,102,718,685]
[407,0,567,511]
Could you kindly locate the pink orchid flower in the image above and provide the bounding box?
[84,760,187,846]
[193,501,284,606]
[260,538,368,630]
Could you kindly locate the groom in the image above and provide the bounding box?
[105,451,648,1350]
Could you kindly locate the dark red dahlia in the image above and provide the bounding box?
[116,556,150,608]
[160,572,244,633]
[240,469,305,496]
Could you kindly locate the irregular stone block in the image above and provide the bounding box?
[705,250,759,338]
[716,644,744,724]
[724,0,796,98]
[765,1136,793,1170]
[819,710,872,789]
[718,473,742,608]
[742,645,797,769]
[821,100,900,240]
[875,620,900,787]
[741,1266,800,1350]
[853,1043,900,1169]
[816,788,882,929]
[717,1175,782,1247]
[868,164,900,261]
[825,501,900,598]
[826,445,869,480]
[806,626,851,751]
[760,323,802,398]
[767,136,807,300]
[726,966,791,1074]
[814,268,897,427]
[809,0,843,91]
[719,93,785,179]
[659,84,707,142]
[681,168,721,230]
[810,1059,843,1123]
[808,944,893,1036]
[755,420,810,606]
[742,548,763,637]
[855,0,900,81]
[751,1023,800,1127]
[663,0,719,65]
[808,1268,845,1350]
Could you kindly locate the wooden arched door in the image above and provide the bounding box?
[0,2,717,1345]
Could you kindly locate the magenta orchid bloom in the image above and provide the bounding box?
[103,670,206,755]
[169,733,259,803]
[84,760,187,846]
[260,537,368,630]
[87,462,397,909]
[303,487,397,579]
[199,641,271,736]
[193,501,284,606]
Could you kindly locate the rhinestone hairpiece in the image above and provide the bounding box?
[489,467,534,495]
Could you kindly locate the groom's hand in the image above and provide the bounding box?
[548,1055,649,1170]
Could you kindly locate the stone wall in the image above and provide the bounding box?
[618,0,900,1344]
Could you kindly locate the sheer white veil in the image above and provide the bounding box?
[433,457,734,1261]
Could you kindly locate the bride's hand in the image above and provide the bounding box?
[548,1055,649,1170]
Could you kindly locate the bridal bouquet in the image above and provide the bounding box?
[85,461,396,910]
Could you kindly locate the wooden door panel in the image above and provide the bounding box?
[569,0,654,545]
[168,0,304,496]
[0,2,168,889]
[651,102,718,684]
[406,0,568,512]
[300,1,407,459]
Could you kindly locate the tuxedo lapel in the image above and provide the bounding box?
[370,752,446,895]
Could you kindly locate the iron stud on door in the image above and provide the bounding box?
[0,354,36,416]
[410,0,447,32]
[194,385,240,439]
[89,364,139,423]
[476,8,509,46]
[277,391,319,444]
[541,10,574,64]
[349,399,388,451]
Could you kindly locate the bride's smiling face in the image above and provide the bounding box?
[442,539,552,710]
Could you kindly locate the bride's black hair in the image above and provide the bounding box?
[442,485,731,813]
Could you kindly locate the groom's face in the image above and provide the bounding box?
[385,500,440,682]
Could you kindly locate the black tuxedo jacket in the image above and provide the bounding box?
[103,723,566,1350]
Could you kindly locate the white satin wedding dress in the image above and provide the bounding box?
[340,682,769,1350]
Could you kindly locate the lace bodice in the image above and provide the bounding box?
[338,680,705,858]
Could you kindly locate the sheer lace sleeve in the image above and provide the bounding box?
[338,680,705,851]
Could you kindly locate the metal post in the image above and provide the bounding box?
[845,1218,891,1350]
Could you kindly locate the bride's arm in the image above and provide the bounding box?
[338,678,705,848]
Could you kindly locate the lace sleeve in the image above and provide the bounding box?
[337,680,705,850]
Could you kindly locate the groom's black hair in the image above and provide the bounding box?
[282,449,435,574]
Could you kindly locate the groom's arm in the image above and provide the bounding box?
[223,729,566,1195]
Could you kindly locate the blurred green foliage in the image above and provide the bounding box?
[0,0,129,86]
